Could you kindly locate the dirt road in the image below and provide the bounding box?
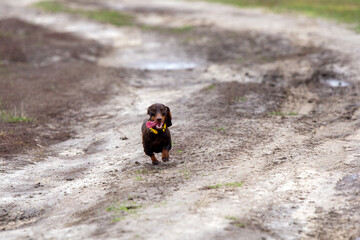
[1,0,360,239]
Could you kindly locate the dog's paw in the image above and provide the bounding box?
[151,156,159,165]
[162,150,169,162]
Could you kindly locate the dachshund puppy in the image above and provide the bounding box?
[141,103,172,165]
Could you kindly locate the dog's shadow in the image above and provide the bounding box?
[122,156,179,173]
[142,161,178,170]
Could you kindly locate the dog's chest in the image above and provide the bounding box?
[147,134,168,152]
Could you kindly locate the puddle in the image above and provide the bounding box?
[335,173,360,191]
[98,31,201,70]
[323,78,350,88]
[99,45,200,70]
[139,61,197,70]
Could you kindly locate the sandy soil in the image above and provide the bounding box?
[1,0,360,239]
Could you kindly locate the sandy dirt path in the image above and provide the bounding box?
[1,0,360,239]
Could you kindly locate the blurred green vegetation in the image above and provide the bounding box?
[0,110,32,123]
[203,0,360,31]
[34,1,134,26]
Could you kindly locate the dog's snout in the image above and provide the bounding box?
[156,117,162,122]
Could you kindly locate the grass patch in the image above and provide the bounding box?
[205,84,216,90]
[135,175,144,181]
[106,200,141,222]
[205,181,243,190]
[269,111,298,116]
[224,182,243,187]
[82,10,133,26]
[180,169,190,179]
[170,25,194,33]
[234,222,246,228]
[34,1,134,26]
[287,112,298,116]
[33,1,68,13]
[225,215,238,221]
[269,111,284,116]
[135,169,158,175]
[214,127,225,131]
[177,150,183,153]
[207,184,223,189]
[0,110,32,123]
[141,25,194,34]
[201,0,360,31]
[225,215,246,228]
[233,96,246,102]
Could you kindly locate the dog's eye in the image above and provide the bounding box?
[161,110,166,116]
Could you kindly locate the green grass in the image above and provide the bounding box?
[106,201,141,222]
[179,169,190,179]
[225,215,238,221]
[135,175,144,181]
[233,96,246,102]
[207,184,223,189]
[234,222,246,228]
[225,216,246,228]
[141,25,194,34]
[214,127,226,131]
[269,111,284,116]
[201,0,360,31]
[224,182,243,187]
[205,181,243,189]
[0,110,32,123]
[205,84,216,90]
[34,1,134,26]
[287,112,298,116]
[135,169,157,174]
[170,25,194,33]
[106,201,140,213]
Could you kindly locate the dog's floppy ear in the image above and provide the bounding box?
[147,106,151,115]
[166,106,172,127]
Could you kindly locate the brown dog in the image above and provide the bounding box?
[141,103,172,165]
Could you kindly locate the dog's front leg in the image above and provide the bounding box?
[162,141,171,162]
[144,145,159,165]
[151,155,159,165]
[162,149,169,162]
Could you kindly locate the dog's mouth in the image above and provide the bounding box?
[155,122,164,129]
[146,121,164,129]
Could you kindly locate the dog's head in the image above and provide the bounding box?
[147,103,172,129]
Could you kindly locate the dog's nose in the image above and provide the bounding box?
[156,117,162,122]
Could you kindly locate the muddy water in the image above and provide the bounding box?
[324,78,350,87]
[99,32,201,71]
[1,0,360,239]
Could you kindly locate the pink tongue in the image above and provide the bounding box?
[146,121,157,128]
